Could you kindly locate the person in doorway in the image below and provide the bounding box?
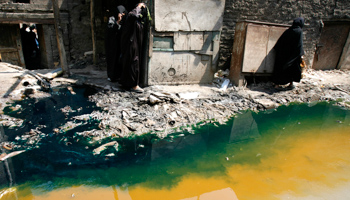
[119,3,150,93]
[20,24,31,68]
[29,25,40,68]
[105,5,128,82]
[272,17,305,89]
[21,24,40,69]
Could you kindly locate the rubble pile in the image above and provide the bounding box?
[86,88,259,139]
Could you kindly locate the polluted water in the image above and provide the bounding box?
[0,87,350,200]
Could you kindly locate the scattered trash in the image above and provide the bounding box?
[220,78,230,91]
[166,114,176,126]
[214,69,230,78]
[26,71,50,90]
[149,95,163,105]
[334,84,350,94]
[67,86,76,95]
[2,143,12,150]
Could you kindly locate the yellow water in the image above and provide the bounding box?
[2,125,350,200]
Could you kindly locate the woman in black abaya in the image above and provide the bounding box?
[105,5,127,82]
[119,3,149,93]
[272,17,305,89]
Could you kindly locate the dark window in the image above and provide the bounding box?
[14,0,30,3]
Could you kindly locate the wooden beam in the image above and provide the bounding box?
[51,0,70,75]
[90,0,97,65]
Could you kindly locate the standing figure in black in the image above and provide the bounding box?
[20,24,40,69]
[105,5,128,82]
[119,3,149,93]
[272,17,305,89]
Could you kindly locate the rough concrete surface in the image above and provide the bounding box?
[0,62,350,150]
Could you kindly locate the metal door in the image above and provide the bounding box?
[313,22,350,70]
[241,24,287,73]
[148,0,225,85]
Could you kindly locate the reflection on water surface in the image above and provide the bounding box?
[1,102,350,200]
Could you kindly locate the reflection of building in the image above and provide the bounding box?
[230,111,261,143]
[151,133,208,161]
[0,126,16,187]
[183,187,239,200]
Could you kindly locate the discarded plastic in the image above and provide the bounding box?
[177,92,199,99]
[220,79,230,91]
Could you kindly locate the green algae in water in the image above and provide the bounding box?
[1,102,350,200]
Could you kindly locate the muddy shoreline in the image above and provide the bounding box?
[0,63,350,152]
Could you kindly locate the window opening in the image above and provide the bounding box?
[13,0,30,3]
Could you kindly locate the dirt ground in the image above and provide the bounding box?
[0,61,349,145]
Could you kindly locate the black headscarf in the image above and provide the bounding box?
[116,5,128,26]
[273,17,305,69]
[292,17,304,29]
[117,5,127,15]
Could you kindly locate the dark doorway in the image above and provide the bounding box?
[14,0,30,3]
[312,21,350,70]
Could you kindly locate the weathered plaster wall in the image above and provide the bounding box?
[219,0,350,69]
[0,0,67,11]
[2,0,350,71]
[66,0,92,62]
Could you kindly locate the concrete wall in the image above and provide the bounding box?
[219,0,350,70]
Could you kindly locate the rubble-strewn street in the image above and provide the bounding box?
[0,62,350,150]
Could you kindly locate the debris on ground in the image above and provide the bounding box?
[0,62,349,152]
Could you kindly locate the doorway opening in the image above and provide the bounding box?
[13,0,30,3]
